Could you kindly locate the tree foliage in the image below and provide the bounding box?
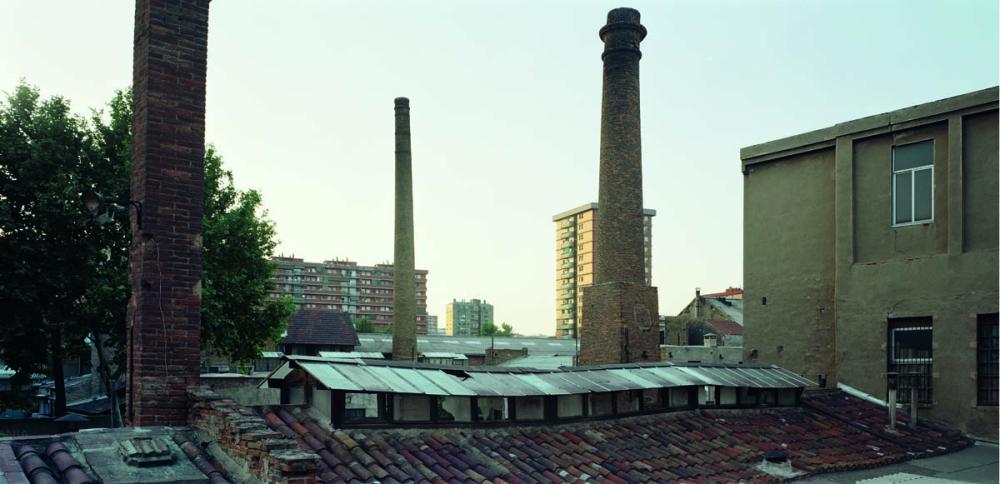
[498,322,513,337]
[354,318,375,333]
[201,147,294,364]
[0,82,292,410]
[479,321,497,337]
[0,83,127,412]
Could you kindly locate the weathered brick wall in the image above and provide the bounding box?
[580,283,660,365]
[128,0,210,426]
[188,386,319,483]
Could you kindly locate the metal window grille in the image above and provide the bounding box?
[888,319,933,405]
[978,314,999,406]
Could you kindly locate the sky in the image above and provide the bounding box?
[2,0,997,336]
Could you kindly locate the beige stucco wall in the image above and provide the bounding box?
[742,88,999,439]
[743,147,837,383]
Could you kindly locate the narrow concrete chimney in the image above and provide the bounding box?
[392,97,417,361]
[579,8,660,365]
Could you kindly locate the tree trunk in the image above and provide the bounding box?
[49,322,67,417]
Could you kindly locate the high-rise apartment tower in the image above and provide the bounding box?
[553,203,654,337]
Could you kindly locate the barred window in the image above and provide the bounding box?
[978,314,998,406]
[888,318,932,405]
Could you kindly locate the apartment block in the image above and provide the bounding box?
[446,299,494,337]
[271,256,428,334]
[553,203,654,337]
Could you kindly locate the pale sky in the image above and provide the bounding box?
[3,1,997,336]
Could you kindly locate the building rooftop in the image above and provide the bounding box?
[552,202,656,221]
[741,86,999,166]
[263,357,813,397]
[0,427,231,484]
[248,390,971,482]
[283,310,359,347]
[706,319,745,337]
[705,297,743,325]
[355,334,576,357]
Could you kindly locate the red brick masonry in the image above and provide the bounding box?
[188,389,971,483]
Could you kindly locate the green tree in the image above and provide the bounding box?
[0,83,293,413]
[479,321,497,337]
[354,318,375,333]
[201,146,294,365]
[498,323,513,337]
[0,83,123,415]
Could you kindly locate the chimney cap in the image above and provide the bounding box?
[394,97,410,107]
[606,7,641,25]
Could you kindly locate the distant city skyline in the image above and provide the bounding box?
[1,0,996,335]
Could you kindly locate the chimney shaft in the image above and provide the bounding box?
[392,98,417,360]
[578,8,660,366]
[594,8,647,285]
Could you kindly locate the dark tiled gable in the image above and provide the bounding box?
[284,309,360,347]
[247,391,971,483]
[706,319,744,336]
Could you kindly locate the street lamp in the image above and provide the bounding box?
[82,191,143,229]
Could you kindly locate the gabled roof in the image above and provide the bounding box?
[705,297,743,324]
[283,310,359,347]
[706,319,744,336]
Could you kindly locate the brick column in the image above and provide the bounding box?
[392,98,417,360]
[128,0,210,426]
[579,8,659,365]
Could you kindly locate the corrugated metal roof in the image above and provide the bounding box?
[355,335,576,356]
[264,357,814,397]
[318,351,385,359]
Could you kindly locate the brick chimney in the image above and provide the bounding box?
[127,0,210,426]
[579,8,660,365]
[392,98,417,360]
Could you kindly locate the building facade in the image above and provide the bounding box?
[446,299,494,336]
[741,87,998,438]
[553,203,654,337]
[426,315,440,335]
[271,257,429,334]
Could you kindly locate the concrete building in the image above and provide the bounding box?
[553,203,654,337]
[271,256,429,334]
[426,315,440,335]
[445,299,494,336]
[741,87,999,439]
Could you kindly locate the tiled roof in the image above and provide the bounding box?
[283,309,360,347]
[249,390,971,483]
[706,319,744,336]
[705,298,743,324]
[700,287,743,299]
[0,429,231,484]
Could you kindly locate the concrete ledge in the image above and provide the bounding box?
[741,86,999,165]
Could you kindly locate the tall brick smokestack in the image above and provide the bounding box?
[594,7,647,286]
[579,8,660,365]
[392,98,417,361]
[128,0,210,425]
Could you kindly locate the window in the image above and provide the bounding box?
[888,318,933,404]
[892,140,934,225]
[978,313,998,406]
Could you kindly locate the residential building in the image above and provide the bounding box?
[270,256,429,334]
[445,299,494,336]
[553,203,655,337]
[741,87,999,438]
[665,287,744,346]
[426,315,440,335]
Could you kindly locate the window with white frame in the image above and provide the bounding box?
[892,140,934,225]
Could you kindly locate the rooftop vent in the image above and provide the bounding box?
[119,437,174,467]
